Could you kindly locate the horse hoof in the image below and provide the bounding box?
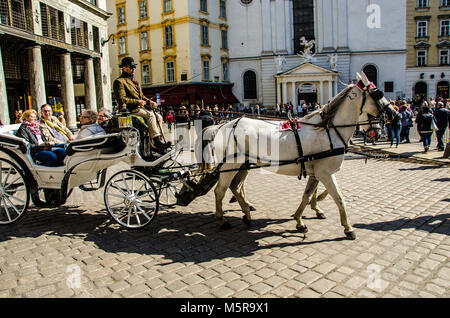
[242,216,251,227]
[316,212,326,219]
[220,222,232,231]
[249,206,256,212]
[296,225,308,234]
[345,231,356,240]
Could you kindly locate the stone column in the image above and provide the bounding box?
[84,57,97,110]
[60,53,77,131]
[276,79,281,105]
[328,80,333,102]
[291,81,297,109]
[28,45,46,111]
[0,46,10,124]
[319,80,324,105]
[94,58,104,111]
[282,81,287,104]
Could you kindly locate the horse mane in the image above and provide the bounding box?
[303,85,355,126]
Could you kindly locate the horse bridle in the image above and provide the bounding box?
[357,81,397,121]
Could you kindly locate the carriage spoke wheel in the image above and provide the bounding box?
[104,170,159,229]
[0,158,30,225]
[157,160,183,207]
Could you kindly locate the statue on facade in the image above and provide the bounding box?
[298,36,316,63]
[327,53,338,70]
[275,55,286,73]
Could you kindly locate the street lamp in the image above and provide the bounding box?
[101,34,115,46]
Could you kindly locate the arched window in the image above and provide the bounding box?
[243,70,257,99]
[363,64,378,88]
[437,81,449,99]
[414,81,427,98]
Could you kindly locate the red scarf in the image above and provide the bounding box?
[23,120,41,137]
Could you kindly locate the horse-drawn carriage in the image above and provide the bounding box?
[0,72,397,240]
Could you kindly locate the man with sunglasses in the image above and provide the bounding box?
[113,57,170,155]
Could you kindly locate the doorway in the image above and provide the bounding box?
[437,81,449,99]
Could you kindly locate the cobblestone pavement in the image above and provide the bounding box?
[0,157,449,298]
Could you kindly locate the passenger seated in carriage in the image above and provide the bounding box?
[40,104,74,145]
[98,107,111,130]
[113,56,170,155]
[76,110,106,140]
[15,109,67,167]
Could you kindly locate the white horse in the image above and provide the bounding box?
[206,73,395,240]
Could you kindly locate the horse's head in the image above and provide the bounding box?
[356,72,398,121]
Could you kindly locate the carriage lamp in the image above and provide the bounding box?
[118,107,132,129]
[118,115,132,129]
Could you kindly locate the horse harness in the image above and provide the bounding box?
[207,82,392,180]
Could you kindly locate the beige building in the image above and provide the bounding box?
[406,0,450,100]
[106,0,238,108]
[0,0,113,128]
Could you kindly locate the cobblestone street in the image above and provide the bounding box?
[0,157,449,298]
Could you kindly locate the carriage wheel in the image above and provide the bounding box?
[157,160,183,207]
[104,170,159,229]
[0,158,30,225]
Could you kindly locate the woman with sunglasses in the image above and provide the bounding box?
[76,109,106,140]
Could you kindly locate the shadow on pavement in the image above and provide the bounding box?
[432,177,450,182]
[353,213,450,236]
[399,165,446,171]
[0,205,346,264]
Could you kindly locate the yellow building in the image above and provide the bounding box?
[106,0,238,108]
[406,0,450,100]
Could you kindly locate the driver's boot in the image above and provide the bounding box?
[152,136,171,155]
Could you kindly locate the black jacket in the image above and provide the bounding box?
[14,124,46,156]
[434,108,450,130]
[416,113,434,133]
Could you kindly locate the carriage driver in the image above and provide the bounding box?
[113,56,170,155]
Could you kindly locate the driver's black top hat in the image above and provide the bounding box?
[120,57,137,68]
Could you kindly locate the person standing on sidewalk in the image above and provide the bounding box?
[433,102,450,151]
[389,106,402,148]
[400,102,413,143]
[416,106,435,153]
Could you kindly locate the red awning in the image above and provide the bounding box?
[198,89,239,104]
[160,93,188,105]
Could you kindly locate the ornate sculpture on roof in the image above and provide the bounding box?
[327,53,338,71]
[298,36,316,63]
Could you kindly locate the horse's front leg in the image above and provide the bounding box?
[319,173,356,240]
[294,176,319,233]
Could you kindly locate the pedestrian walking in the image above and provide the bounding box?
[388,106,402,148]
[165,110,174,132]
[433,102,450,151]
[416,106,436,153]
[400,103,413,143]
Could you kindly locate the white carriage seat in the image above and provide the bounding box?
[0,131,28,155]
[65,133,126,157]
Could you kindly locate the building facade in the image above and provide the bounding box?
[0,0,113,128]
[227,0,407,110]
[406,0,450,101]
[106,0,238,109]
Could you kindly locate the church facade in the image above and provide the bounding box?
[227,0,407,110]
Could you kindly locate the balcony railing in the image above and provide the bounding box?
[0,0,33,33]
